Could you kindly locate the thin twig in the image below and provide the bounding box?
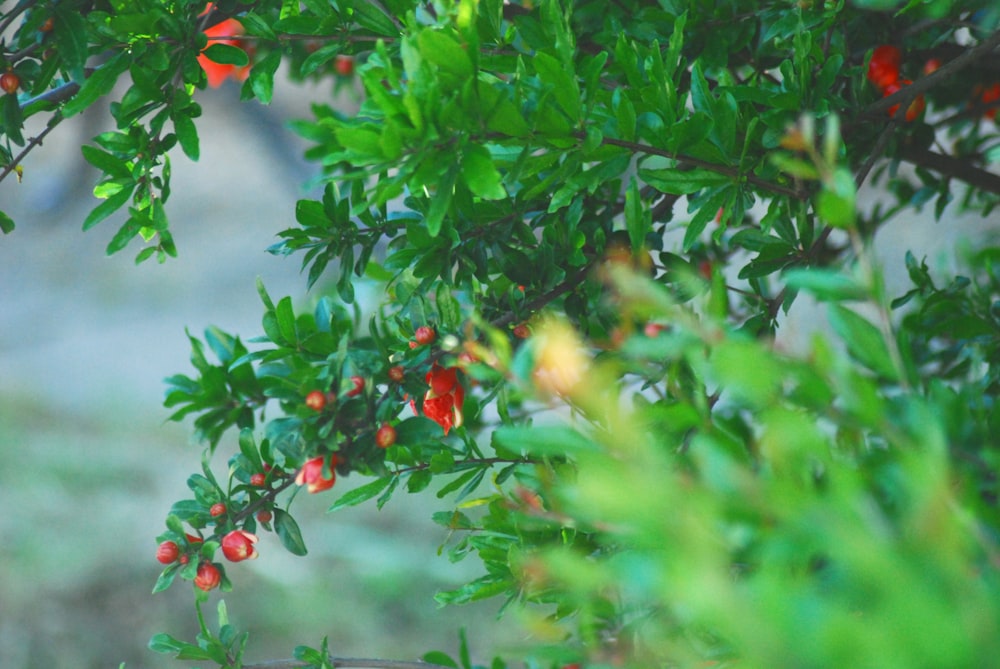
[595,135,808,201]
[0,114,62,185]
[243,657,454,669]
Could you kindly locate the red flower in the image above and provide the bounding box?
[867,45,901,90]
[197,17,251,88]
[194,562,221,591]
[221,530,259,562]
[413,364,464,434]
[295,455,336,493]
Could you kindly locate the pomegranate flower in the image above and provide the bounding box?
[414,364,464,435]
[197,16,251,88]
[295,455,336,493]
[221,529,259,562]
[194,562,221,591]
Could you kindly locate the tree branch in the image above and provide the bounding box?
[243,657,454,669]
[594,135,808,201]
[897,144,1000,196]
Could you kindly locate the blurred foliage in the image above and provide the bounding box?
[4,0,1000,667]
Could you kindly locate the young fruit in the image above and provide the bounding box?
[512,324,530,339]
[305,389,326,411]
[194,562,221,591]
[156,540,180,564]
[375,423,397,448]
[414,326,436,346]
[883,79,925,122]
[335,54,354,76]
[40,17,54,32]
[345,375,365,397]
[388,365,405,382]
[221,529,259,562]
[256,510,273,523]
[209,502,226,517]
[867,45,901,90]
[250,473,266,487]
[923,57,941,76]
[0,72,20,95]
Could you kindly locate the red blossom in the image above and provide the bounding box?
[197,17,251,88]
[415,364,464,434]
[221,529,259,562]
[295,455,337,493]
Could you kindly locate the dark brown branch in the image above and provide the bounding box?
[897,144,1000,196]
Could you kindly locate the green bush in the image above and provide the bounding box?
[3,0,1000,667]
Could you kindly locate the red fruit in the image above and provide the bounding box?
[250,473,266,487]
[388,365,405,382]
[345,375,365,397]
[335,54,354,76]
[209,502,226,517]
[296,455,336,493]
[179,554,190,565]
[414,326,436,346]
[156,540,180,564]
[512,324,530,339]
[867,45,901,90]
[194,562,221,591]
[698,260,713,280]
[883,79,924,122]
[221,529,259,562]
[256,510,273,523]
[40,17,54,32]
[981,83,1000,120]
[0,72,20,95]
[375,423,397,448]
[305,389,326,411]
[923,57,941,76]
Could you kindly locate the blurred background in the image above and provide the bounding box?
[0,75,523,668]
[2,66,999,669]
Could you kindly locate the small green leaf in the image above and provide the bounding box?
[247,51,281,104]
[174,112,200,161]
[828,304,898,380]
[640,167,729,195]
[0,210,15,234]
[63,52,130,117]
[461,144,506,200]
[816,167,856,229]
[203,43,250,67]
[328,476,393,512]
[274,509,308,556]
[783,268,869,302]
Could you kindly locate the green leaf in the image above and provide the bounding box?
[273,509,308,556]
[81,145,132,179]
[494,425,599,457]
[640,167,730,195]
[247,51,282,105]
[625,178,647,251]
[417,29,472,78]
[329,476,393,512]
[461,144,506,200]
[238,428,263,472]
[533,51,580,121]
[275,296,297,345]
[783,268,869,302]
[174,112,200,161]
[203,43,250,67]
[63,52,130,118]
[0,210,15,234]
[816,167,856,229]
[828,304,898,380]
[426,166,458,238]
